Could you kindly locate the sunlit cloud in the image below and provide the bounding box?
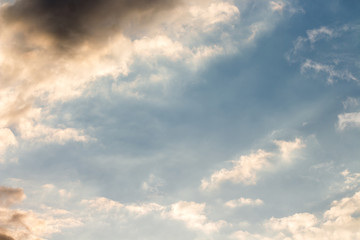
[201,138,305,190]
[168,201,227,233]
[225,197,264,208]
[82,196,226,234]
[0,186,82,240]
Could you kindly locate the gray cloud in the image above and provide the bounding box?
[0,186,25,207]
[0,187,28,240]
[1,0,181,53]
[0,233,15,240]
[0,186,79,240]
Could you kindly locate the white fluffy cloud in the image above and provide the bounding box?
[168,201,226,233]
[225,197,264,208]
[201,138,305,190]
[268,191,360,240]
[201,150,272,190]
[231,191,360,240]
[274,138,305,162]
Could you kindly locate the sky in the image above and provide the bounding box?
[0,0,359,239]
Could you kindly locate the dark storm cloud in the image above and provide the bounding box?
[1,0,181,51]
[0,233,14,240]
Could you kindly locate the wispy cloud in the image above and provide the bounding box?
[341,169,360,191]
[342,97,360,110]
[301,59,358,84]
[337,112,360,130]
[287,25,359,85]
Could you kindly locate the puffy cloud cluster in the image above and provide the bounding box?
[268,191,360,240]
[231,191,360,240]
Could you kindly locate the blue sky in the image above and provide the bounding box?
[0,0,360,239]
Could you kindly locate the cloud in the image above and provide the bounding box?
[301,59,358,84]
[1,0,181,52]
[82,197,167,217]
[168,201,226,233]
[188,1,240,29]
[225,197,264,208]
[125,203,165,216]
[342,97,359,110]
[274,138,305,162]
[201,138,305,190]
[82,197,225,234]
[0,128,17,163]
[0,233,14,240]
[337,112,360,130]
[201,150,273,190]
[232,191,360,240]
[231,230,273,240]
[287,24,359,85]
[268,212,318,234]
[265,191,360,240]
[0,0,242,153]
[18,119,90,144]
[81,197,124,212]
[141,174,165,198]
[270,1,285,12]
[0,186,82,240]
[306,26,334,44]
[0,0,300,157]
[269,0,302,14]
[0,186,24,207]
[341,169,360,191]
[1,0,177,148]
